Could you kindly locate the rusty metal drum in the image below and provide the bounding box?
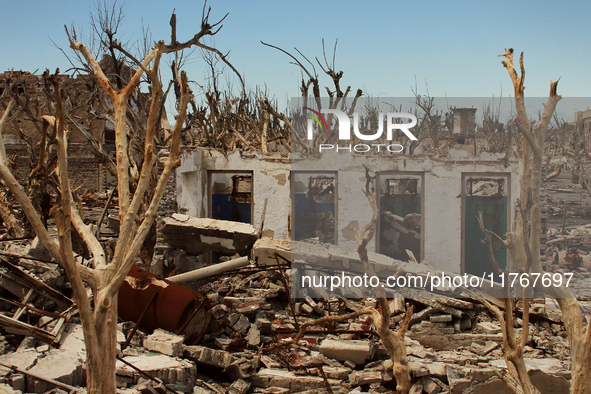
[118,266,211,343]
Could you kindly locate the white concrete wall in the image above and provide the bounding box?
[177,150,292,240]
[177,148,521,274]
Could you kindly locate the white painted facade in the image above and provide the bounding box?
[176,147,521,275]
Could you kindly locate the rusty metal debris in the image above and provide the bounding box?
[118,266,211,343]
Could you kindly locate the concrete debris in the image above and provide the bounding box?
[409,383,423,394]
[192,387,213,394]
[429,314,452,323]
[161,214,258,255]
[319,339,374,365]
[251,368,341,392]
[348,370,381,386]
[0,349,39,387]
[0,229,581,393]
[252,237,291,266]
[246,325,261,347]
[0,324,87,392]
[470,341,499,357]
[228,378,251,394]
[26,349,84,393]
[231,314,251,334]
[477,321,502,335]
[183,345,235,369]
[116,353,196,389]
[24,238,53,263]
[143,329,184,357]
[0,383,21,394]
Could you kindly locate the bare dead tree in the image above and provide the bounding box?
[479,101,509,154]
[496,48,590,394]
[498,48,559,274]
[353,165,413,393]
[262,40,363,157]
[0,6,236,393]
[0,72,63,237]
[410,81,452,152]
[475,211,539,394]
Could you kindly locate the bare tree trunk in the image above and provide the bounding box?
[354,166,412,393]
[556,297,591,394]
[0,98,16,165]
[499,48,591,394]
[372,298,412,392]
[0,10,230,391]
[482,298,540,394]
[86,301,118,394]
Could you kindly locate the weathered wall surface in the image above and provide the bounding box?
[177,149,291,240]
[177,148,521,274]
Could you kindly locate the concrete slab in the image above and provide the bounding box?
[161,215,258,255]
[319,339,374,365]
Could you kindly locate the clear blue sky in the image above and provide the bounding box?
[1,0,590,106]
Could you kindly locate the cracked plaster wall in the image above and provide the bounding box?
[177,148,521,274]
[177,150,291,240]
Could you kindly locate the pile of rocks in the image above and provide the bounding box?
[0,228,581,393]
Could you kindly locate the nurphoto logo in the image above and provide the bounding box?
[303,107,418,153]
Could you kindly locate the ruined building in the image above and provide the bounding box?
[176,107,521,278]
[0,56,146,192]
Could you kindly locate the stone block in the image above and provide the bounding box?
[247,324,261,346]
[423,378,442,394]
[430,314,453,323]
[143,329,184,357]
[231,314,251,334]
[251,368,340,392]
[0,383,21,394]
[427,363,447,379]
[228,379,251,394]
[116,353,196,388]
[260,355,281,369]
[226,359,256,381]
[27,349,85,393]
[478,321,501,334]
[349,371,382,386]
[9,374,25,393]
[253,237,291,266]
[409,383,423,394]
[322,366,351,380]
[253,387,290,394]
[0,349,40,379]
[26,236,53,262]
[193,387,215,394]
[162,215,258,255]
[183,345,235,369]
[409,361,430,378]
[319,339,374,365]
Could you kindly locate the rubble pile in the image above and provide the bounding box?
[547,224,591,269]
[544,168,591,271]
[0,216,581,393]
